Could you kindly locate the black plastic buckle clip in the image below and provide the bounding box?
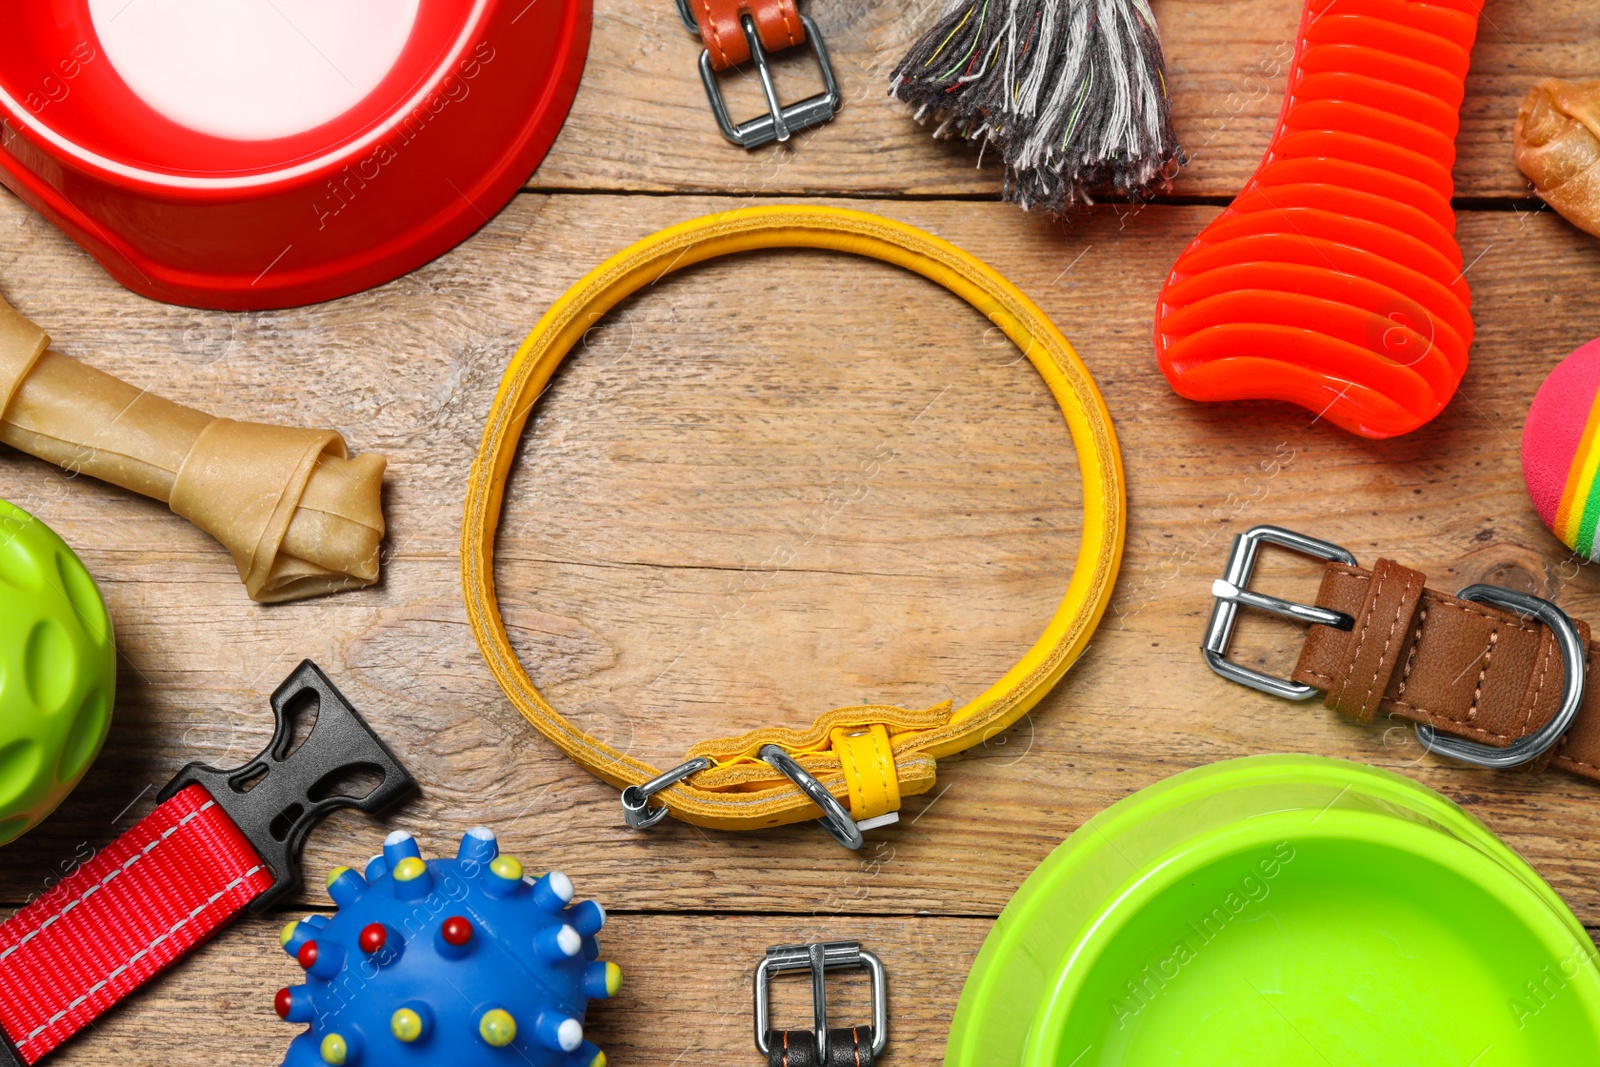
[158,660,416,912]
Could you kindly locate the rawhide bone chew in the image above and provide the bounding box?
[0,293,385,602]
[1155,0,1482,439]
[1515,78,1600,240]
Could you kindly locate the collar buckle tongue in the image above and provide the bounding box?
[1204,525,1359,700]
[673,0,841,149]
[755,940,888,1063]
[157,660,416,912]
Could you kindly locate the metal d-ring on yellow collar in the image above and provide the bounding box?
[461,205,1125,847]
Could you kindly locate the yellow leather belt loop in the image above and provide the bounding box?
[462,205,1126,834]
[831,724,900,821]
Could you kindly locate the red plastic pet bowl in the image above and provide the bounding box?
[0,0,590,309]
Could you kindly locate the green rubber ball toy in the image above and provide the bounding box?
[0,500,115,846]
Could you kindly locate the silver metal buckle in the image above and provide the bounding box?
[1204,526,1358,700]
[619,757,712,829]
[673,0,840,148]
[759,744,898,850]
[1415,585,1586,769]
[1206,525,1588,769]
[754,941,887,1062]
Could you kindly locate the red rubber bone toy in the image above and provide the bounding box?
[1155,0,1482,439]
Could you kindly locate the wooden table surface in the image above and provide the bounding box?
[5,0,1600,1063]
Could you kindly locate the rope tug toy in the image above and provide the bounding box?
[890,0,1183,211]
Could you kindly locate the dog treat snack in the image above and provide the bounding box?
[0,293,385,602]
[1515,77,1600,239]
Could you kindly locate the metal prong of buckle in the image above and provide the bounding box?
[759,743,898,849]
[157,660,417,912]
[674,2,841,149]
[754,940,888,1062]
[619,756,712,829]
[1416,585,1586,769]
[1203,525,1357,700]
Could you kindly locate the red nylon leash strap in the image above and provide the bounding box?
[0,785,273,1062]
[0,661,416,1066]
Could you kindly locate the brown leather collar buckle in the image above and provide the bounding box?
[673,0,841,148]
[1205,525,1588,770]
[1204,526,1357,700]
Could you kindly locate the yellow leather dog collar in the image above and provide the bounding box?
[462,205,1125,841]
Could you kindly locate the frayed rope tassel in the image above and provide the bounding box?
[890,0,1184,212]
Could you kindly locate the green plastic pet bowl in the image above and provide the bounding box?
[948,755,1600,1066]
[0,500,115,846]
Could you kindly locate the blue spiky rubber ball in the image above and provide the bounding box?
[276,828,619,1067]
[0,499,116,847]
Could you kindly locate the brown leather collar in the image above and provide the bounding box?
[1207,526,1599,781]
[689,0,805,70]
[674,0,839,149]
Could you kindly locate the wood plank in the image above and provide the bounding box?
[528,0,1600,199]
[7,188,1600,930]
[30,906,1600,1066]
[6,4,1600,1060]
[43,913,984,1067]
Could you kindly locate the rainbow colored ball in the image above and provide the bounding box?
[1524,338,1600,559]
[276,828,619,1067]
[0,499,115,847]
